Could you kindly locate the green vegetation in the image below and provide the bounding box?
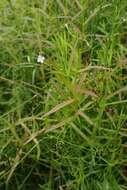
[0,0,127,189]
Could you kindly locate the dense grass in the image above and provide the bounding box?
[0,0,127,189]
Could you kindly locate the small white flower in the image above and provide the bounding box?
[37,55,45,64]
[65,23,68,29]
[121,17,126,22]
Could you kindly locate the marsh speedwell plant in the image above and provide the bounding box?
[0,0,127,190]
